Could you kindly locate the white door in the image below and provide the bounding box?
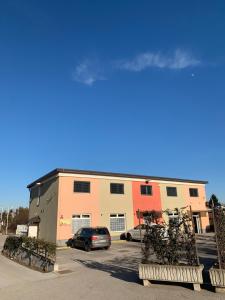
[193,214,201,234]
[28,225,38,238]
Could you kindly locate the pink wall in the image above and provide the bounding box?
[57,176,100,241]
[183,184,209,230]
[183,185,207,211]
[132,181,162,226]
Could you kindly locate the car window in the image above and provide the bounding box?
[92,228,109,235]
[81,228,91,236]
[134,225,141,229]
[75,229,82,236]
[80,229,86,236]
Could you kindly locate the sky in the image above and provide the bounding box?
[0,0,225,208]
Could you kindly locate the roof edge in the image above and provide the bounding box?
[27,168,208,188]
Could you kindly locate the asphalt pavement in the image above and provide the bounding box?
[0,234,223,300]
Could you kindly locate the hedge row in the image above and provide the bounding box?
[2,236,56,262]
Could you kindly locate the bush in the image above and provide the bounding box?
[213,206,225,269]
[3,236,24,257]
[2,236,56,271]
[142,209,199,266]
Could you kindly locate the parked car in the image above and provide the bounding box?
[70,227,111,251]
[125,223,167,241]
[125,223,156,241]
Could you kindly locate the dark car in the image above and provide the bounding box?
[70,227,111,251]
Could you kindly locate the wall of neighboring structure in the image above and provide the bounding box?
[132,181,162,226]
[159,183,186,210]
[57,176,100,243]
[183,184,209,232]
[159,182,209,232]
[159,182,186,222]
[56,175,134,243]
[98,178,134,237]
[28,171,209,245]
[29,177,59,243]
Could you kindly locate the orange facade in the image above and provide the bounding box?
[183,184,209,232]
[57,176,100,241]
[132,181,162,226]
[28,169,210,244]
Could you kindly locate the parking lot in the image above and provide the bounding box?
[0,234,223,300]
[56,240,142,281]
[56,234,218,287]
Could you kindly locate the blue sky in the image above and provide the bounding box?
[0,1,225,207]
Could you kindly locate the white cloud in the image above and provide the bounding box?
[116,49,200,72]
[72,60,105,86]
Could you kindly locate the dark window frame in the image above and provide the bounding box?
[74,181,90,193]
[140,185,153,196]
[166,187,177,197]
[110,183,124,194]
[189,188,199,197]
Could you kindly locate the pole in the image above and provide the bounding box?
[0,208,2,233]
[189,205,200,265]
[138,209,143,249]
[211,200,222,269]
[6,207,9,235]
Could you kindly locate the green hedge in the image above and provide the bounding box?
[3,236,56,262]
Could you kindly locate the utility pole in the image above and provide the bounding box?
[0,207,3,221]
[6,207,9,235]
[0,208,3,233]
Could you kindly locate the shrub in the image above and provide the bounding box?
[3,236,23,257]
[2,236,56,271]
[213,206,225,269]
[142,208,199,266]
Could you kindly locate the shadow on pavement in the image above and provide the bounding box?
[75,256,140,283]
[73,235,218,293]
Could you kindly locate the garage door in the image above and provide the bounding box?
[71,214,91,234]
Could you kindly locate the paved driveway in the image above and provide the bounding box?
[0,235,56,289]
[0,234,223,300]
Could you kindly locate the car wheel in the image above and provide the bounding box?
[126,233,132,241]
[84,242,91,252]
[104,246,110,250]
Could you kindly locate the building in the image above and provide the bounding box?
[27,168,209,245]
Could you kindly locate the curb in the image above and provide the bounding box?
[112,240,127,243]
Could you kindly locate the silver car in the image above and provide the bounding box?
[125,223,156,241]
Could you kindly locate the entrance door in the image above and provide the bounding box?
[193,213,201,234]
[28,225,38,238]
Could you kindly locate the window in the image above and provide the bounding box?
[134,224,147,230]
[92,228,109,235]
[71,214,91,234]
[168,211,179,225]
[189,188,199,197]
[110,183,124,194]
[140,185,152,195]
[36,186,41,207]
[166,187,177,197]
[110,214,125,231]
[74,181,90,193]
